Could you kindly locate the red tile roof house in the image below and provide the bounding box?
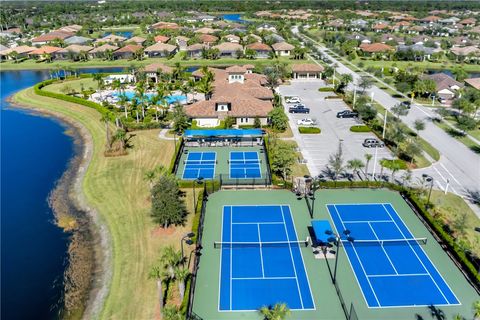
[372,23,392,33]
[246,42,272,59]
[425,73,464,102]
[89,44,119,59]
[94,34,127,46]
[198,34,219,46]
[113,44,143,60]
[53,45,93,60]
[291,63,324,79]
[31,31,74,46]
[0,45,36,60]
[359,43,394,57]
[186,43,207,58]
[142,63,173,83]
[154,35,170,43]
[271,42,295,57]
[28,46,62,60]
[465,78,480,90]
[186,66,273,127]
[212,42,243,58]
[144,43,177,58]
[149,22,180,31]
[450,46,480,62]
[128,36,146,46]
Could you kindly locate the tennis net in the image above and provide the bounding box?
[214,239,309,249]
[228,159,262,164]
[183,160,217,165]
[343,237,428,246]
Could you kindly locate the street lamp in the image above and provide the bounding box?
[422,174,434,208]
[307,178,320,219]
[181,232,195,267]
[192,177,204,213]
[325,229,353,284]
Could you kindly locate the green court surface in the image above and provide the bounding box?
[192,189,479,320]
[175,146,269,184]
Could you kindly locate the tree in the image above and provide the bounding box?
[413,119,425,138]
[403,141,422,165]
[347,158,364,180]
[100,113,112,147]
[174,266,190,300]
[453,211,468,234]
[245,48,257,59]
[254,117,261,128]
[144,169,157,189]
[264,68,280,90]
[172,104,189,134]
[148,265,167,313]
[259,303,291,320]
[473,300,480,319]
[268,107,288,132]
[162,305,183,320]
[161,245,183,279]
[456,115,476,134]
[391,103,410,119]
[336,73,353,93]
[364,153,373,179]
[356,102,377,121]
[269,139,296,180]
[328,142,346,185]
[223,116,235,129]
[196,78,214,100]
[358,76,374,93]
[151,173,187,228]
[452,67,468,82]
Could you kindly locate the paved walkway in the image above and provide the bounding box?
[158,128,175,140]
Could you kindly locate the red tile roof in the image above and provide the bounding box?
[359,43,394,53]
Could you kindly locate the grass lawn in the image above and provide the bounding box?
[44,78,99,94]
[13,88,196,319]
[430,191,480,257]
[435,120,480,154]
[353,58,480,73]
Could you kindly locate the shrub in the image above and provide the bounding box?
[318,87,335,92]
[325,95,340,99]
[350,125,371,132]
[298,126,321,134]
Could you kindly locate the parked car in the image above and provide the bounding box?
[336,110,359,118]
[400,101,411,109]
[362,138,385,148]
[286,96,301,104]
[297,118,316,126]
[438,97,447,104]
[289,104,310,114]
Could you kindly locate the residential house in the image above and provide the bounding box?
[411,35,433,45]
[408,25,426,34]
[213,42,243,58]
[291,63,324,79]
[54,45,93,60]
[425,73,464,101]
[187,43,207,58]
[89,44,119,59]
[31,31,73,45]
[28,46,62,60]
[142,63,173,83]
[265,34,285,43]
[396,44,437,60]
[149,22,179,31]
[459,18,476,27]
[465,78,480,91]
[176,36,189,51]
[451,36,473,47]
[198,34,218,46]
[359,43,394,54]
[154,35,170,43]
[421,16,441,24]
[381,34,404,45]
[195,27,217,34]
[450,46,480,61]
[349,19,368,31]
[271,42,295,57]
[347,33,371,44]
[372,22,391,33]
[58,24,82,33]
[95,34,126,46]
[113,44,143,59]
[144,43,177,58]
[439,17,460,25]
[0,45,35,60]
[103,74,135,85]
[64,36,91,45]
[128,36,146,46]
[256,24,277,33]
[224,34,240,43]
[246,42,272,58]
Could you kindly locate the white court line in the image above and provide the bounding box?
[232,276,297,280]
[229,206,233,310]
[217,206,226,312]
[280,206,305,309]
[231,222,284,225]
[368,273,429,278]
[332,205,381,307]
[345,220,392,224]
[381,204,450,305]
[367,222,398,275]
[257,224,265,278]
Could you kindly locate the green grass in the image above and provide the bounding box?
[44,78,98,94]
[13,88,196,319]
[435,120,480,154]
[298,126,321,134]
[352,58,480,73]
[349,125,371,133]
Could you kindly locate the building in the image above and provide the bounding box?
[65,36,92,45]
[198,34,219,46]
[154,35,170,43]
[246,42,272,58]
[291,63,324,79]
[28,46,62,60]
[150,21,179,31]
[54,45,93,60]
[95,34,127,45]
[425,73,464,101]
[0,45,35,60]
[31,31,73,45]
[213,42,243,58]
[271,42,295,57]
[129,36,146,46]
[144,43,177,58]
[89,44,119,59]
[142,63,173,83]
[187,44,207,58]
[113,44,143,59]
[103,74,135,85]
[359,43,394,54]
[465,78,480,91]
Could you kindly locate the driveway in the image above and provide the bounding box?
[278,80,392,178]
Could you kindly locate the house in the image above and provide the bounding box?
[176,36,189,51]
[113,44,143,59]
[450,46,480,61]
[64,36,91,45]
[256,24,277,33]
[149,22,179,31]
[198,34,218,46]
[31,31,73,45]
[347,33,371,44]
[381,34,404,45]
[439,17,460,25]
[291,63,324,79]
[421,16,441,24]
[349,19,368,31]
[54,45,93,60]
[143,63,173,83]
[195,27,217,34]
[103,74,135,85]
[58,24,82,33]
[271,42,295,57]
[372,22,391,32]
[246,42,272,58]
[89,44,119,59]
[359,43,394,54]
[411,35,433,45]
[128,36,146,46]
[459,18,476,27]
[144,42,177,58]
[464,78,480,91]
[185,66,273,127]
[154,35,170,43]
[28,46,62,60]
[264,34,285,44]
[224,34,240,43]
[187,43,207,58]
[95,34,127,45]
[396,44,437,60]
[451,36,472,47]
[213,42,243,58]
[246,34,262,43]
[425,73,464,101]
[408,25,426,34]
[0,45,35,60]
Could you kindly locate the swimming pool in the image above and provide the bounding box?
[113,91,186,104]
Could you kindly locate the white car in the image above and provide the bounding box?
[297,118,316,126]
[286,96,301,104]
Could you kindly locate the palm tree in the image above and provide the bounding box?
[473,300,480,320]
[93,73,104,90]
[347,158,364,180]
[112,129,128,152]
[196,78,214,101]
[172,62,185,80]
[161,246,183,279]
[144,169,157,189]
[118,93,129,119]
[8,50,19,63]
[259,303,290,320]
[389,161,403,184]
[134,81,146,118]
[174,266,190,300]
[187,78,197,103]
[364,153,373,180]
[162,305,183,320]
[100,113,111,147]
[264,69,280,90]
[453,314,464,320]
[148,265,167,313]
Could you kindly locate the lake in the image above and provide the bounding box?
[103,31,133,39]
[427,69,480,79]
[222,13,246,24]
[0,67,121,320]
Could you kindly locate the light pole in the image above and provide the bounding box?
[307,178,320,219]
[192,177,204,214]
[422,174,434,208]
[325,229,353,284]
[181,232,195,267]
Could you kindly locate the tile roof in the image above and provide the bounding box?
[57,45,93,53]
[198,34,219,43]
[271,42,295,51]
[143,63,173,73]
[97,34,127,43]
[144,42,176,52]
[29,46,62,55]
[151,22,179,30]
[425,73,464,91]
[129,36,146,44]
[465,78,480,90]
[291,63,324,72]
[450,46,480,56]
[359,43,394,53]
[114,44,143,53]
[154,35,170,43]
[246,42,272,51]
[32,31,73,42]
[0,45,36,55]
[213,42,243,52]
[184,96,272,118]
[187,43,208,51]
[89,44,119,53]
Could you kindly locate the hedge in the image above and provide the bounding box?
[350,125,371,132]
[318,87,335,92]
[298,126,321,134]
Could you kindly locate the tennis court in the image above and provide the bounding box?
[218,205,315,311]
[229,151,262,179]
[182,151,216,179]
[327,203,460,308]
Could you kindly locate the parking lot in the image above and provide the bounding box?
[278,80,392,177]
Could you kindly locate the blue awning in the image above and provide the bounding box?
[184,129,264,138]
[311,220,333,245]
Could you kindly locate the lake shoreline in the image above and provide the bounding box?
[7,95,112,320]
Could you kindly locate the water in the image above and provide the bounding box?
[222,13,246,23]
[426,69,480,79]
[0,67,120,320]
[112,90,186,104]
[103,31,133,39]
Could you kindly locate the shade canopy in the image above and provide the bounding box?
[184,129,264,138]
[311,220,333,245]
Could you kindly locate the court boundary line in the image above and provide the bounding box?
[257,224,265,278]
[228,151,263,180]
[217,205,226,312]
[182,151,217,180]
[217,204,316,312]
[229,206,233,310]
[367,222,399,275]
[382,203,461,306]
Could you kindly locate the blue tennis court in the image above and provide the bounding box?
[182,151,216,179]
[229,151,261,179]
[218,205,315,311]
[327,203,460,308]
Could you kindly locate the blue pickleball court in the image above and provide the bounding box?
[229,151,262,179]
[182,151,216,179]
[218,205,315,311]
[327,203,460,308]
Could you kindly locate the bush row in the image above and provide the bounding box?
[318,87,335,92]
[349,125,371,132]
[298,126,321,134]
